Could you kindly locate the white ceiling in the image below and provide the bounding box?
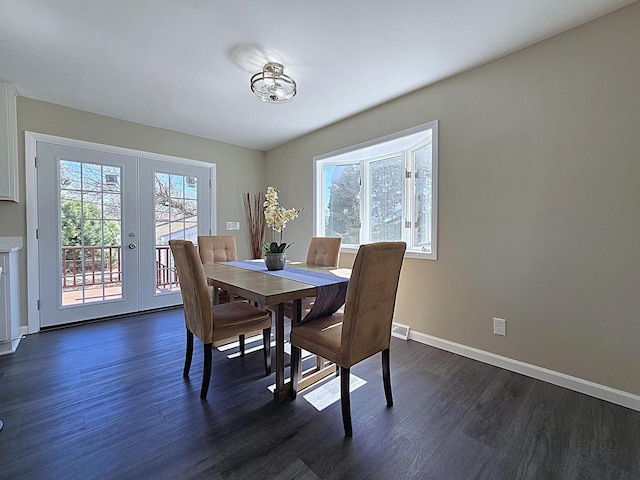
[0,0,635,151]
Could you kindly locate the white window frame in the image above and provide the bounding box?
[313,120,438,260]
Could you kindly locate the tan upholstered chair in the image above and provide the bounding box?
[198,235,255,354]
[169,240,272,399]
[198,235,239,300]
[305,236,342,267]
[198,235,238,264]
[290,242,406,436]
[278,236,342,320]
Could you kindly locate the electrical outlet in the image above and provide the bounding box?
[225,221,240,231]
[493,317,506,336]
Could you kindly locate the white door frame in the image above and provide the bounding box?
[25,132,217,333]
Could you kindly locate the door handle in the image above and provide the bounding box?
[128,243,137,250]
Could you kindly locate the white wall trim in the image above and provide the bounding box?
[25,132,39,334]
[25,132,216,167]
[409,330,640,412]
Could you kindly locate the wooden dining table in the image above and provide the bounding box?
[202,261,350,401]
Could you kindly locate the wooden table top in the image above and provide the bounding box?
[202,261,350,306]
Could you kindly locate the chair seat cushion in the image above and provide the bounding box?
[211,302,271,341]
[289,313,343,364]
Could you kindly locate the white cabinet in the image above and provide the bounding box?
[0,80,19,202]
[0,237,22,355]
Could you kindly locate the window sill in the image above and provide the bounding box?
[340,245,436,260]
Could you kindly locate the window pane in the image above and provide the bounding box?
[81,219,104,246]
[369,155,403,242]
[103,193,121,220]
[103,221,121,246]
[322,163,360,243]
[414,143,432,250]
[81,163,103,192]
[170,201,187,222]
[155,205,169,223]
[170,174,184,198]
[103,166,121,193]
[185,177,198,199]
[60,160,81,190]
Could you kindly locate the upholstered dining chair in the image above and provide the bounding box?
[198,235,254,355]
[305,236,342,267]
[198,235,238,265]
[169,239,272,400]
[198,235,239,299]
[274,236,342,321]
[289,242,406,436]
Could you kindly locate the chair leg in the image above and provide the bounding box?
[382,348,393,407]
[239,334,245,357]
[201,343,212,400]
[183,329,194,377]
[340,366,353,437]
[263,327,272,376]
[290,345,301,399]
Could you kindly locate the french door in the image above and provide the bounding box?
[37,142,212,327]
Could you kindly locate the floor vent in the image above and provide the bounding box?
[391,322,410,340]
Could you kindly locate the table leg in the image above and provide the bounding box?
[274,303,287,401]
[291,299,303,390]
[273,299,304,402]
[292,298,302,326]
[213,287,220,305]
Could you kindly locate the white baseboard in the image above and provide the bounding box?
[0,338,21,356]
[20,326,29,337]
[409,330,640,412]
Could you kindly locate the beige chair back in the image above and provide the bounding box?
[169,240,213,344]
[198,235,238,264]
[306,237,342,267]
[340,242,406,367]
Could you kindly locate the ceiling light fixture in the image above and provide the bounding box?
[250,62,297,103]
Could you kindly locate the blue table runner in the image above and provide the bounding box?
[222,260,348,322]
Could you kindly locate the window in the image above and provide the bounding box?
[314,121,438,259]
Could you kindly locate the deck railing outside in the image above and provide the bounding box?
[62,245,178,289]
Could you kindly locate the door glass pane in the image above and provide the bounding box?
[185,177,198,199]
[81,163,103,192]
[59,160,123,306]
[322,163,361,243]
[103,193,121,219]
[154,171,198,294]
[369,155,403,242]
[413,143,432,251]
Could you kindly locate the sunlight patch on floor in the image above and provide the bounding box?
[217,334,263,352]
[227,338,367,411]
[303,375,366,411]
[267,371,366,411]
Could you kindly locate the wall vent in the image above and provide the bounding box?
[391,322,410,341]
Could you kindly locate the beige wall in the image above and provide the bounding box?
[0,98,266,326]
[266,4,640,395]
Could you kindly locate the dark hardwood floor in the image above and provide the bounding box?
[1,308,639,479]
